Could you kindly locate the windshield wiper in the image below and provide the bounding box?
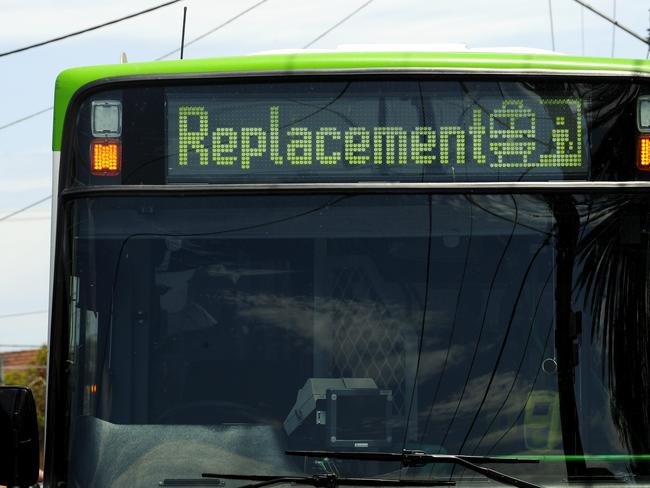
[286,450,542,488]
[201,472,454,488]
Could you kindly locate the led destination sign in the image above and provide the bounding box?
[166,84,586,182]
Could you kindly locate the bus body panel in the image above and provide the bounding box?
[52,51,650,151]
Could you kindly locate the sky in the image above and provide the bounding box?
[0,0,648,351]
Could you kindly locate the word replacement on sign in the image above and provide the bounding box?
[167,96,585,180]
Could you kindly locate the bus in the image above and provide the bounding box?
[2,49,650,488]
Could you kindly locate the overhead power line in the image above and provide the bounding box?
[0,310,48,320]
[548,0,556,51]
[1,0,271,133]
[303,0,374,49]
[1,3,272,220]
[571,0,650,47]
[0,106,53,131]
[0,0,185,58]
[1,0,375,226]
[611,0,616,57]
[155,0,271,60]
[0,2,272,223]
[0,195,51,222]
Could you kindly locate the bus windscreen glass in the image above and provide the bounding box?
[164,81,588,182]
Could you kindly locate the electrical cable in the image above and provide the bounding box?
[571,0,649,47]
[1,0,272,132]
[3,0,372,132]
[155,0,271,60]
[1,0,373,215]
[0,0,184,58]
[0,0,373,347]
[611,0,616,57]
[0,195,51,222]
[548,0,556,51]
[0,106,53,131]
[0,310,47,320]
[303,0,374,49]
[2,0,369,226]
[1,3,273,223]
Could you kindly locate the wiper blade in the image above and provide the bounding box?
[286,450,538,465]
[201,473,454,488]
[286,450,542,488]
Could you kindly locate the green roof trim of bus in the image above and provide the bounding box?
[52,51,650,150]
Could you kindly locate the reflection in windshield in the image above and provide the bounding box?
[64,193,650,486]
[576,196,650,476]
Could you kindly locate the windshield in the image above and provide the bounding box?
[61,191,650,487]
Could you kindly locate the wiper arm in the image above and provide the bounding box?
[201,472,454,488]
[286,450,542,488]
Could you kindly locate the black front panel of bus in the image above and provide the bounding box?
[67,76,648,187]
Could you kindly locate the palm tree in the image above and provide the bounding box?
[576,194,650,475]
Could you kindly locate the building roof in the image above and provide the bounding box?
[0,349,40,370]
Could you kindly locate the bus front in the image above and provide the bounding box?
[46,54,650,487]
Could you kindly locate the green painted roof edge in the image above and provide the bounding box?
[52,51,650,150]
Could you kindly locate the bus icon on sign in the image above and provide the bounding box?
[489,100,536,165]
